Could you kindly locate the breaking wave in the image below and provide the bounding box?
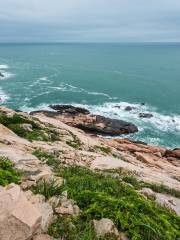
[0,64,15,103]
[20,100,180,148]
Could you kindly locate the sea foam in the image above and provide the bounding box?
[0,64,9,69]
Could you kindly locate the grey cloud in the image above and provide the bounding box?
[0,0,180,42]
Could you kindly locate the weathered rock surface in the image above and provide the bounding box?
[92,218,119,237]
[20,123,33,132]
[0,184,42,240]
[24,190,54,232]
[139,188,155,199]
[55,198,80,216]
[33,234,53,240]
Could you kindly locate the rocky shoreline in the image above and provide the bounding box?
[0,106,180,240]
[31,105,138,136]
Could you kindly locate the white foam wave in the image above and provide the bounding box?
[75,101,180,134]
[86,91,111,98]
[0,66,13,103]
[20,100,180,148]
[0,88,8,103]
[50,82,112,99]
[0,71,15,80]
[0,64,9,69]
[39,76,50,81]
[20,103,53,113]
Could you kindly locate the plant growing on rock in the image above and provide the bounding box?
[33,150,61,169]
[32,180,62,200]
[0,112,59,142]
[0,158,20,186]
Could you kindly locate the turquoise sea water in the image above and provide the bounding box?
[0,43,180,148]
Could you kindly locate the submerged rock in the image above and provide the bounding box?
[0,72,4,77]
[139,113,153,118]
[124,106,136,111]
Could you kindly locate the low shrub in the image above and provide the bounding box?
[53,166,180,240]
[0,158,20,186]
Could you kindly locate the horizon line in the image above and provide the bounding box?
[0,41,180,44]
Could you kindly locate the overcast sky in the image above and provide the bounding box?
[0,0,180,42]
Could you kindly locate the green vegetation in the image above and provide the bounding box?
[48,215,114,240]
[173,176,180,182]
[0,158,20,186]
[32,180,62,200]
[95,146,112,154]
[66,132,82,149]
[0,112,59,142]
[66,140,82,149]
[48,166,180,240]
[122,175,180,199]
[33,150,60,169]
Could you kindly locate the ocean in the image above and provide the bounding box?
[0,43,180,148]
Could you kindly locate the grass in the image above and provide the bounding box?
[66,132,82,149]
[95,146,112,154]
[0,112,59,142]
[32,179,62,200]
[49,166,180,240]
[48,215,115,240]
[0,157,21,186]
[33,150,60,169]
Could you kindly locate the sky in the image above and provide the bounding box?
[0,0,180,42]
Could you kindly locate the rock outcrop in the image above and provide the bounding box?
[75,115,138,136]
[31,104,138,136]
[0,184,42,240]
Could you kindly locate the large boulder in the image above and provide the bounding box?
[75,115,138,136]
[24,190,53,232]
[0,184,42,240]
